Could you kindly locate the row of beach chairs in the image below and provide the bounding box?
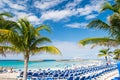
[17,64,117,80]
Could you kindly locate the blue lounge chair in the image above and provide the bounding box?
[67,76,73,80]
[74,76,80,80]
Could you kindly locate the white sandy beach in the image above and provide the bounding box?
[0,72,19,80]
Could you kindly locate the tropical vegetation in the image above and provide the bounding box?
[113,49,120,60]
[98,48,112,64]
[0,12,18,57]
[79,0,120,51]
[0,17,61,80]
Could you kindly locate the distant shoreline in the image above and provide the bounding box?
[0,59,103,62]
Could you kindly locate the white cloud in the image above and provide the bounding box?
[0,0,105,25]
[65,0,82,9]
[2,0,26,10]
[77,0,104,16]
[9,4,25,10]
[77,7,92,16]
[14,12,30,18]
[0,1,5,8]
[12,12,41,24]
[28,15,40,23]
[85,14,97,20]
[34,0,64,10]
[40,10,76,22]
[40,0,105,22]
[66,23,87,29]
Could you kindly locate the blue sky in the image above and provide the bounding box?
[0,0,115,60]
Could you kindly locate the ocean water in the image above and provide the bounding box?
[0,60,101,70]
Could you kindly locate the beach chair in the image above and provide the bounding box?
[53,73,59,79]
[59,73,65,79]
[80,76,86,80]
[17,71,23,77]
[67,76,73,80]
[74,76,80,80]
[64,73,69,79]
[17,71,24,80]
[32,72,39,77]
[28,72,33,77]
[0,67,3,73]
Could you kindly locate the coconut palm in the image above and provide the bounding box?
[98,48,112,64]
[0,12,18,56]
[113,49,120,60]
[0,18,61,80]
[79,0,120,47]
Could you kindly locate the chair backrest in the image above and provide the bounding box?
[80,76,85,80]
[68,77,73,80]
[20,71,24,77]
[75,77,80,80]
[32,73,39,77]
[28,72,32,76]
[117,62,120,76]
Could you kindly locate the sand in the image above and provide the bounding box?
[0,72,19,80]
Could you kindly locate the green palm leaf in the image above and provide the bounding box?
[98,53,107,57]
[87,19,110,30]
[79,37,118,47]
[113,49,120,60]
[31,37,51,49]
[31,46,61,55]
[36,25,51,33]
[101,0,120,13]
[0,12,12,18]
[101,2,113,12]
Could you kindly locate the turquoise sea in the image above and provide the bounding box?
[0,60,102,70]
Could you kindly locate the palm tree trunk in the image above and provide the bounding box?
[105,56,108,64]
[23,55,29,80]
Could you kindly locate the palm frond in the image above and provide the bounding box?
[31,46,61,55]
[101,1,120,13]
[79,37,116,46]
[36,25,51,33]
[79,37,119,48]
[31,37,51,49]
[2,20,18,30]
[0,45,20,56]
[101,2,113,12]
[99,49,109,54]
[87,19,110,31]
[116,0,120,2]
[98,53,107,57]
[0,12,13,18]
[0,29,25,51]
[108,13,120,39]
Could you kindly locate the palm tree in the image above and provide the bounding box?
[113,49,120,60]
[98,48,112,64]
[78,0,120,47]
[0,12,18,56]
[0,18,61,80]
